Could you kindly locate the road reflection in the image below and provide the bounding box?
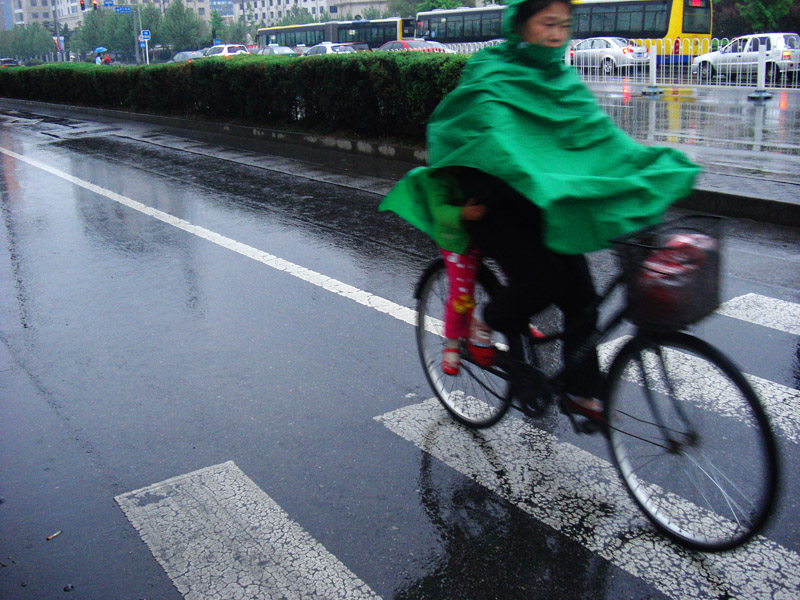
[394,418,616,599]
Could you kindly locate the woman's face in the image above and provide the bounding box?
[519,2,573,48]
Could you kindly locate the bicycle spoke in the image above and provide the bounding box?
[606,332,778,551]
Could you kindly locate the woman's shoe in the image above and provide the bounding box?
[442,348,461,376]
[560,393,604,423]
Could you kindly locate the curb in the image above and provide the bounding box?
[0,98,428,165]
[2,97,798,227]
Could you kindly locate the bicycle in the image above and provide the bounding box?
[414,214,780,552]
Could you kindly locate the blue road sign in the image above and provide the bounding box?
[115,5,131,12]
[139,41,146,48]
[141,30,150,40]
[103,1,113,6]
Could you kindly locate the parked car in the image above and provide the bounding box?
[169,50,205,63]
[377,39,447,53]
[204,44,249,58]
[302,42,357,56]
[425,40,456,54]
[0,58,20,67]
[253,45,297,57]
[691,33,800,83]
[570,37,649,74]
[334,42,371,52]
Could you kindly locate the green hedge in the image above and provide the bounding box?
[0,53,469,143]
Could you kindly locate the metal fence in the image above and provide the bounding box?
[443,37,800,91]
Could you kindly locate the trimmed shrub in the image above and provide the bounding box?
[0,53,470,144]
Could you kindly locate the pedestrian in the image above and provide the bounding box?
[95,54,101,65]
[379,0,700,426]
[102,53,112,64]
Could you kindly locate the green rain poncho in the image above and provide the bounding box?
[379,0,701,255]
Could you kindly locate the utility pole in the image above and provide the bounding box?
[132,3,141,64]
[136,2,145,64]
[53,0,61,62]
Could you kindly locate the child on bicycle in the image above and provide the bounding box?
[381,0,699,424]
[380,167,487,375]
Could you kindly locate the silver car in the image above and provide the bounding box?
[691,33,800,83]
[169,51,205,63]
[570,37,650,75]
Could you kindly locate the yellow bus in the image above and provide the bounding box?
[572,0,712,64]
[416,0,712,63]
[256,18,416,50]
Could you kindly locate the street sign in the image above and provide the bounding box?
[103,0,113,6]
[114,5,131,12]
[139,41,146,48]
[141,30,150,40]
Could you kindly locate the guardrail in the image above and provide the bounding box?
[442,38,800,91]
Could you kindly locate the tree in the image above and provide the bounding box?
[735,0,794,32]
[71,10,138,60]
[9,23,62,59]
[362,7,389,19]
[140,2,164,48]
[387,0,418,17]
[162,0,206,52]
[220,18,248,43]
[275,6,315,26]
[386,0,468,18]
[209,9,224,42]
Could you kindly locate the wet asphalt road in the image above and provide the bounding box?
[1,110,799,600]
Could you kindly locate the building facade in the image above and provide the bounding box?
[1,0,397,32]
[230,0,390,28]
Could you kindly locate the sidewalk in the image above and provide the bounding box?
[587,82,800,224]
[2,86,799,225]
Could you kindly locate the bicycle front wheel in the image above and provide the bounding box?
[605,331,779,551]
[415,259,520,428]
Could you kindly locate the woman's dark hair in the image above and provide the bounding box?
[514,0,572,30]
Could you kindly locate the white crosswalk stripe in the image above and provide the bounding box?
[116,462,381,600]
[598,337,800,445]
[375,399,800,600]
[717,293,800,336]
[5,134,798,600]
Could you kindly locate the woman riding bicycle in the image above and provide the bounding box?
[380,0,700,425]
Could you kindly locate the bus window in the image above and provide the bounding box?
[446,15,464,40]
[464,14,481,39]
[591,6,616,33]
[572,7,590,35]
[430,17,446,39]
[682,0,711,34]
[616,5,642,34]
[481,13,501,38]
[643,3,668,36]
[417,18,430,38]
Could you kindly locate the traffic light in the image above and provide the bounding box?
[92,0,97,9]
[80,0,85,10]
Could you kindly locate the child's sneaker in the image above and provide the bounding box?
[442,348,461,376]
[467,309,495,368]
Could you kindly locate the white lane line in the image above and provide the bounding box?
[717,293,800,336]
[0,146,416,327]
[5,146,798,341]
[115,462,381,600]
[375,399,800,600]
[598,337,800,445]
[5,146,798,444]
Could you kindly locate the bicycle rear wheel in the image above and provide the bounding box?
[415,259,521,428]
[605,331,779,551]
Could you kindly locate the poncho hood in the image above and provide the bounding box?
[420,0,700,254]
